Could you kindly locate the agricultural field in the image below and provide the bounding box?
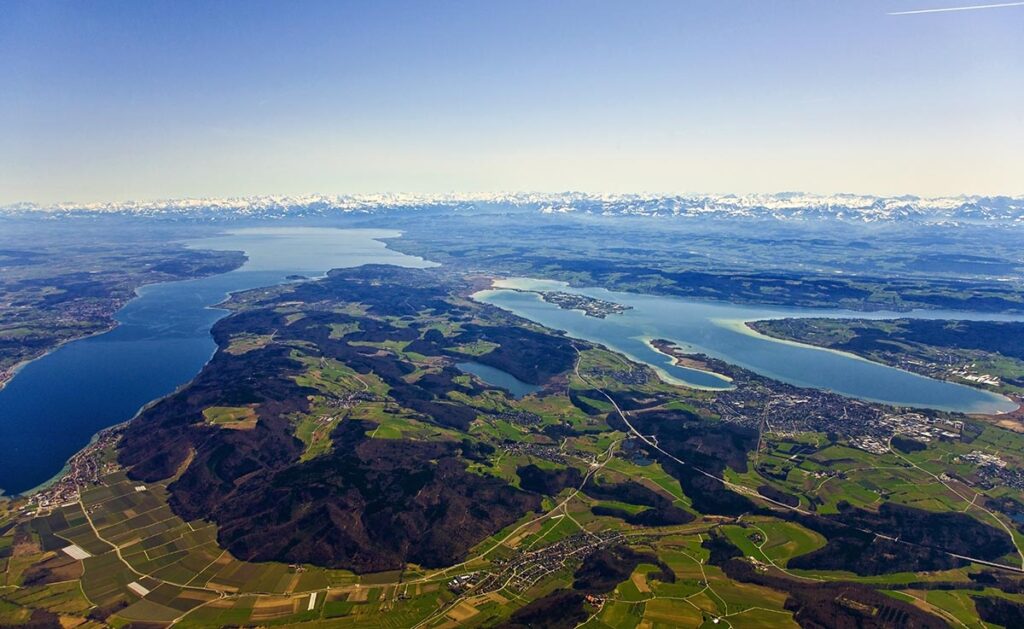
[4,265,1024,627]
[202,405,258,430]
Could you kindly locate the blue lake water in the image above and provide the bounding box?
[474,278,1021,415]
[0,228,434,496]
[1,229,1019,496]
[456,361,542,399]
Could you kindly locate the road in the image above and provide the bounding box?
[571,344,1024,575]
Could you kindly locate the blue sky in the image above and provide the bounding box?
[1,1,1022,203]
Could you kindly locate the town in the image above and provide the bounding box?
[636,340,972,455]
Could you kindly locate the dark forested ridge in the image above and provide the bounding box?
[118,266,578,572]
[8,263,1024,627]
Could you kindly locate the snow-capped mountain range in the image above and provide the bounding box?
[3,192,1024,225]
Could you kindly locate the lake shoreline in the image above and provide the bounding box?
[0,247,248,394]
[0,324,115,394]
[475,277,1020,415]
[0,228,435,496]
[642,337,734,384]
[741,319,1021,416]
[2,277,243,499]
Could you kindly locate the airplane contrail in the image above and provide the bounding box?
[889,1,1024,15]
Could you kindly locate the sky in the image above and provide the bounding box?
[1,0,1022,204]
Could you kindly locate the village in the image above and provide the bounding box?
[23,424,125,513]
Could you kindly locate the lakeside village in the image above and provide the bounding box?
[644,340,973,456]
[20,423,125,514]
[884,349,1004,389]
[17,342,1007,514]
[711,379,966,456]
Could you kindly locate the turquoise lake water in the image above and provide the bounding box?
[0,227,1017,495]
[474,278,1020,415]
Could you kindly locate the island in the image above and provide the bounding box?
[534,290,632,318]
[5,266,1024,627]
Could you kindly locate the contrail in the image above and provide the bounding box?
[889,1,1024,15]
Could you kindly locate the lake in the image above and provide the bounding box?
[1,229,1018,495]
[0,228,434,496]
[474,278,1020,415]
[456,361,542,399]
